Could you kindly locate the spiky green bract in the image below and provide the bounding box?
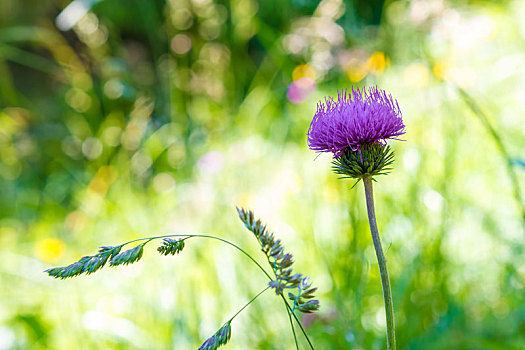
[109,243,146,266]
[236,207,320,314]
[332,142,394,185]
[157,238,185,256]
[45,245,122,279]
[198,321,232,350]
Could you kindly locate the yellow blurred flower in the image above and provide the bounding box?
[346,61,368,82]
[340,49,368,82]
[35,238,66,263]
[366,52,388,76]
[432,60,473,87]
[292,64,316,82]
[432,61,448,80]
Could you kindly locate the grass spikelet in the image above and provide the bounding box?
[157,238,185,256]
[198,321,232,350]
[109,243,145,266]
[45,245,122,279]
[236,207,320,314]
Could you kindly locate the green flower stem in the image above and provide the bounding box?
[118,234,312,349]
[283,294,313,350]
[363,177,396,350]
[286,302,299,350]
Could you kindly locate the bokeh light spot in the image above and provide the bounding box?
[82,137,103,159]
[171,34,192,55]
[102,126,122,147]
[171,8,193,30]
[153,173,176,193]
[197,151,225,175]
[104,79,125,99]
[35,238,66,263]
[131,151,153,177]
[65,211,87,232]
[66,88,92,112]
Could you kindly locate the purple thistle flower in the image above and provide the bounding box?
[307,86,405,157]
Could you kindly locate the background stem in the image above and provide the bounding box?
[363,177,396,350]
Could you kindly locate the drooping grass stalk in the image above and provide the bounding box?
[457,87,525,225]
[427,60,524,223]
[363,177,395,350]
[47,232,313,349]
[236,208,320,348]
[46,207,319,349]
[124,233,313,349]
[135,234,309,349]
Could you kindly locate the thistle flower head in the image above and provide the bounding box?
[307,86,405,156]
[307,86,405,181]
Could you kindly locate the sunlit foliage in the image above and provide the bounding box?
[1,0,525,348]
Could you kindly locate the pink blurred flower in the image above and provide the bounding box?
[287,78,316,103]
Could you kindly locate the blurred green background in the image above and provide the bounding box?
[1,0,525,348]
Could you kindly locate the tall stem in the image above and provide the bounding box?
[363,177,396,350]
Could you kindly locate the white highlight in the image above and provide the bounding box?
[56,0,99,31]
